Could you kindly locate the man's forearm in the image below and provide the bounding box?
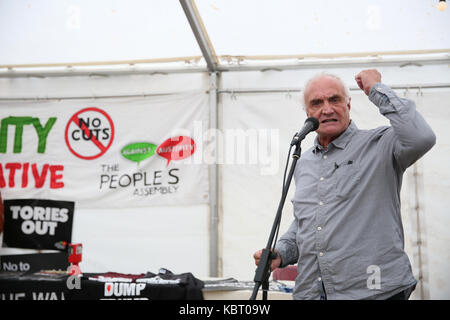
[274,219,299,268]
[369,83,436,169]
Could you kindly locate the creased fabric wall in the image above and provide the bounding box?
[0,73,212,276]
[220,91,310,280]
[220,68,450,299]
[402,89,450,299]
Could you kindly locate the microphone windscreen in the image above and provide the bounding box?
[305,117,319,130]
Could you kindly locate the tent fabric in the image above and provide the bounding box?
[0,73,212,278]
[1,0,450,300]
[219,66,450,299]
[0,64,449,299]
[1,0,449,67]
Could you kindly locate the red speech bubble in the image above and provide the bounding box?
[156,136,196,166]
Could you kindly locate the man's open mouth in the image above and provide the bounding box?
[321,119,338,124]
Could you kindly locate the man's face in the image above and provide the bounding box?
[304,76,351,141]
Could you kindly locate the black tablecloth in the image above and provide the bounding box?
[0,269,204,300]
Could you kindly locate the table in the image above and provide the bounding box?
[0,270,204,300]
[0,271,293,300]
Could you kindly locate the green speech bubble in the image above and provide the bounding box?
[121,142,157,164]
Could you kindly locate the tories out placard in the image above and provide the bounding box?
[2,199,74,250]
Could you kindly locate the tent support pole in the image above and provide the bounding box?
[179,0,218,72]
[208,71,220,277]
[180,0,221,277]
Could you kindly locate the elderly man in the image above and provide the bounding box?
[254,69,436,300]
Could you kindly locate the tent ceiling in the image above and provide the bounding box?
[0,0,202,65]
[0,0,449,73]
[196,0,450,56]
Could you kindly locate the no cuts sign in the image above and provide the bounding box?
[65,107,115,160]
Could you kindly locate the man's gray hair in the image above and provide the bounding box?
[302,72,350,108]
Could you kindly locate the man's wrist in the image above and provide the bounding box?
[368,82,389,104]
[368,82,383,97]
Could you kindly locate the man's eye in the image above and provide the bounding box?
[329,96,342,103]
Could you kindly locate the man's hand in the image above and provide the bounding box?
[355,69,382,96]
[253,249,282,271]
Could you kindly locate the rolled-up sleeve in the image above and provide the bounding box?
[369,83,436,171]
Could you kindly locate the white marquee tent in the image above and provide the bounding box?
[0,0,449,299]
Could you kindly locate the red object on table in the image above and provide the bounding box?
[68,243,83,275]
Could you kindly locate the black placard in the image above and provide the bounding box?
[2,199,74,250]
[0,252,69,272]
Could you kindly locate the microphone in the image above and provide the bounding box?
[290,117,319,146]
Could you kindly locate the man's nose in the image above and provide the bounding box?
[321,102,334,114]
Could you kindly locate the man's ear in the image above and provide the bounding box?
[304,105,310,117]
[347,97,351,111]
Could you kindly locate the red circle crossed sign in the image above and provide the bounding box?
[65,107,115,160]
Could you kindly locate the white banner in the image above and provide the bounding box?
[0,92,210,208]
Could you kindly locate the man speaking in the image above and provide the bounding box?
[254,69,436,300]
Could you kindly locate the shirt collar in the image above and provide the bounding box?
[313,120,358,153]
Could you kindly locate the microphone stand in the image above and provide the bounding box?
[250,137,302,300]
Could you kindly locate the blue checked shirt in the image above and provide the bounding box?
[275,83,436,300]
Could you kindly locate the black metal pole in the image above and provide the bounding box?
[250,142,302,300]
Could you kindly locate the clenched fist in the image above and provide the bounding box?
[253,249,282,271]
[355,69,382,96]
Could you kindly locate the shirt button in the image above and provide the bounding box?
[317,227,322,231]
[318,277,322,282]
[323,155,327,159]
[319,252,324,257]
[319,201,324,206]
[320,177,324,181]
